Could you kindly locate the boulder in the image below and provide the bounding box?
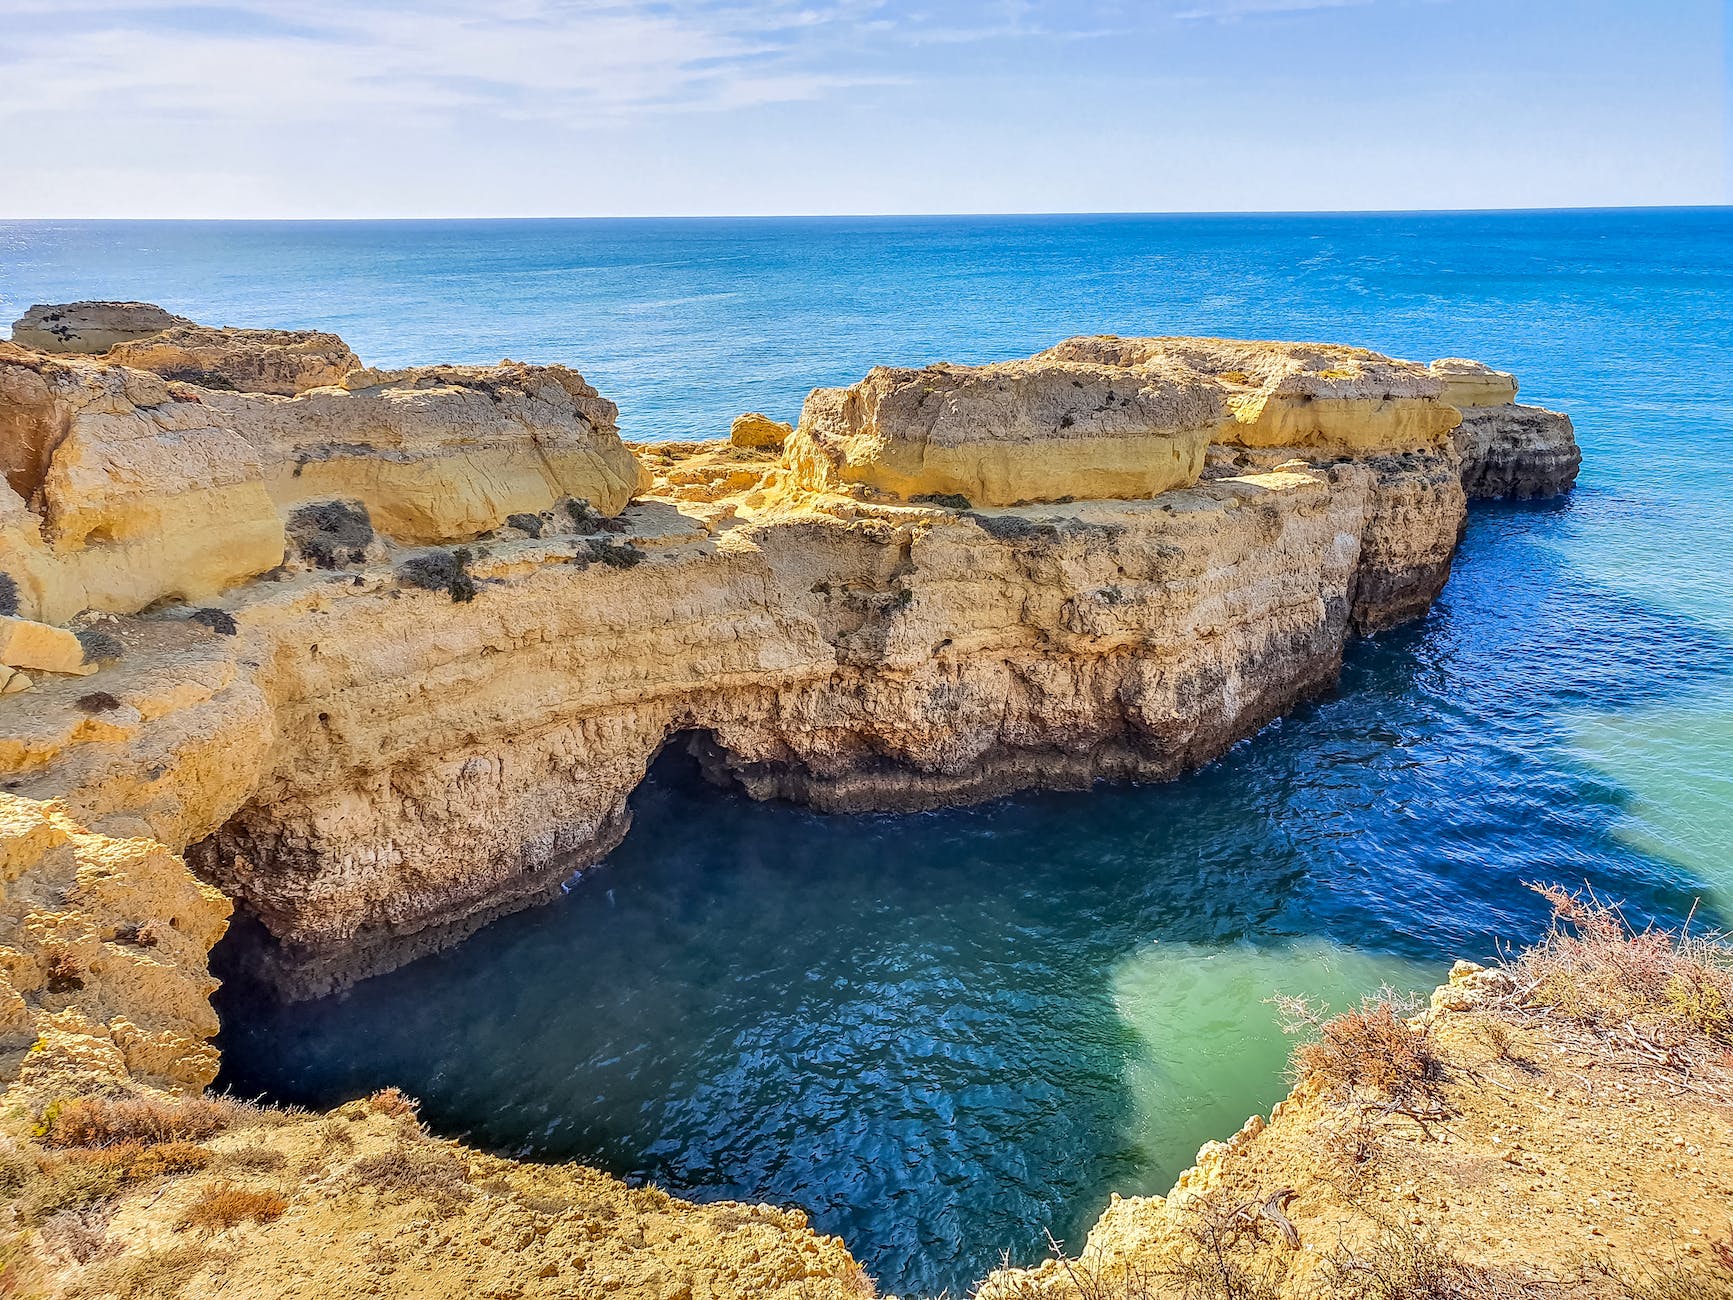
[784,359,1223,507]
[0,615,94,675]
[1039,336,1461,454]
[10,302,190,355]
[730,412,792,448]
[107,325,362,395]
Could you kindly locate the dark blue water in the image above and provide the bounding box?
[7,211,1730,1297]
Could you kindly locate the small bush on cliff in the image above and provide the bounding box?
[175,1182,288,1235]
[395,548,476,602]
[347,1142,472,1214]
[287,498,374,569]
[74,692,122,714]
[75,627,125,666]
[1278,992,1450,1124]
[42,1096,231,1149]
[0,571,18,617]
[189,607,238,636]
[584,538,643,569]
[1319,1221,1539,1300]
[504,512,544,538]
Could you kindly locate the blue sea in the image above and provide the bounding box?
[5,211,1731,1296]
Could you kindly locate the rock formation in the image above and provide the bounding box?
[9,302,192,354]
[730,411,793,448]
[106,324,362,395]
[1434,358,1581,499]
[785,357,1223,506]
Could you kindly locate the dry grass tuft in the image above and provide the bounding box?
[1578,1231,1733,1300]
[346,1141,472,1214]
[68,1243,223,1299]
[174,1181,288,1235]
[1321,1221,1544,1299]
[41,1096,233,1150]
[1508,885,1733,1068]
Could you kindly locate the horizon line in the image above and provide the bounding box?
[3,203,1730,224]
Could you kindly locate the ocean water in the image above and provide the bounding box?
[6,210,1732,1296]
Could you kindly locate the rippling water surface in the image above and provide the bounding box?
[6,210,1731,1297]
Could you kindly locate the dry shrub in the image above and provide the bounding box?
[1160,1190,1293,1300]
[1321,1221,1541,1299]
[44,947,85,993]
[174,1182,288,1234]
[1280,992,1450,1122]
[1513,884,1733,1052]
[42,1096,231,1149]
[346,1142,472,1214]
[366,1087,418,1119]
[218,1145,286,1174]
[69,1243,221,1299]
[22,1141,213,1219]
[1581,1232,1733,1300]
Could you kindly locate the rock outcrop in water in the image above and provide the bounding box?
[0,308,1590,1296]
[0,318,1577,995]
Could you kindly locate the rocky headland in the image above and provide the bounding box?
[11,302,1720,1300]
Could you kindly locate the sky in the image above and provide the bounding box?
[0,0,1727,217]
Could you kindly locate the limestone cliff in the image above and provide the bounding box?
[0,329,1577,995]
[0,317,1593,1300]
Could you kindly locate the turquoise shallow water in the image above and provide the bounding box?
[5,210,1732,1296]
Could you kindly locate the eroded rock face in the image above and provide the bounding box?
[203,362,646,542]
[107,324,362,395]
[785,358,1224,506]
[9,301,191,355]
[0,793,231,1092]
[0,346,287,625]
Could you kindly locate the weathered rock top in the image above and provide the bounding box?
[787,356,1224,507]
[106,323,361,395]
[10,301,193,354]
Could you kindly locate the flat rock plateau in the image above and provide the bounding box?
[13,303,1727,1299]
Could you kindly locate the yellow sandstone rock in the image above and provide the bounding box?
[731,411,793,447]
[203,362,646,542]
[1041,335,1464,453]
[1430,356,1520,408]
[9,301,191,354]
[107,324,362,395]
[0,615,93,675]
[785,358,1223,506]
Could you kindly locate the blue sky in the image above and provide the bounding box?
[0,0,1726,216]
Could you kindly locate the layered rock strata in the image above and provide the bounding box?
[0,345,639,626]
[1433,358,1581,498]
